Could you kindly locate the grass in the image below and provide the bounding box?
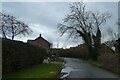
[85,59,119,75]
[3,63,62,79]
[48,57,64,62]
[85,59,102,68]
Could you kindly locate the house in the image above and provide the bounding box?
[77,44,88,49]
[27,34,51,53]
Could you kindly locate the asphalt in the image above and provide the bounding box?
[63,58,119,78]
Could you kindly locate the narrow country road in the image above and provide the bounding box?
[63,58,119,78]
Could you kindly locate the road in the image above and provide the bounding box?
[63,58,119,78]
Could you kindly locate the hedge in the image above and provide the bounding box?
[56,48,88,59]
[2,38,47,76]
[98,53,120,75]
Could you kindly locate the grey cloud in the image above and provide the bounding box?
[2,2,70,28]
[2,2,118,48]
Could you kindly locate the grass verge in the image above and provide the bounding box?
[85,59,119,75]
[85,59,102,68]
[48,57,64,62]
[3,63,62,79]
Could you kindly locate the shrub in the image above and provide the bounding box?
[2,38,47,76]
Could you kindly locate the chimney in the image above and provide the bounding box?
[39,34,41,37]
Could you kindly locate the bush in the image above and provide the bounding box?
[2,38,47,76]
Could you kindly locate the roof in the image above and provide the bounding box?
[102,43,115,52]
[104,40,116,51]
[78,43,87,49]
[27,35,50,44]
[35,36,50,44]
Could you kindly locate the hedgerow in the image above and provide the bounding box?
[2,38,47,76]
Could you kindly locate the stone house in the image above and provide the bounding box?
[27,34,51,53]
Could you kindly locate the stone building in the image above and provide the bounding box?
[27,34,51,53]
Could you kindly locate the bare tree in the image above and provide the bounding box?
[106,19,119,53]
[0,12,32,40]
[58,2,111,60]
[107,27,118,41]
[117,19,120,53]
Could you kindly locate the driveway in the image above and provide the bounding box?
[61,58,119,78]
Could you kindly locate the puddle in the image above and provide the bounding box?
[61,67,74,73]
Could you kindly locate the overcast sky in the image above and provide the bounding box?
[1,2,118,48]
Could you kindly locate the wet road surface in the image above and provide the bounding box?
[63,58,119,78]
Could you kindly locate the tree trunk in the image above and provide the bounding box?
[12,34,14,40]
[12,36,14,40]
[2,31,7,39]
